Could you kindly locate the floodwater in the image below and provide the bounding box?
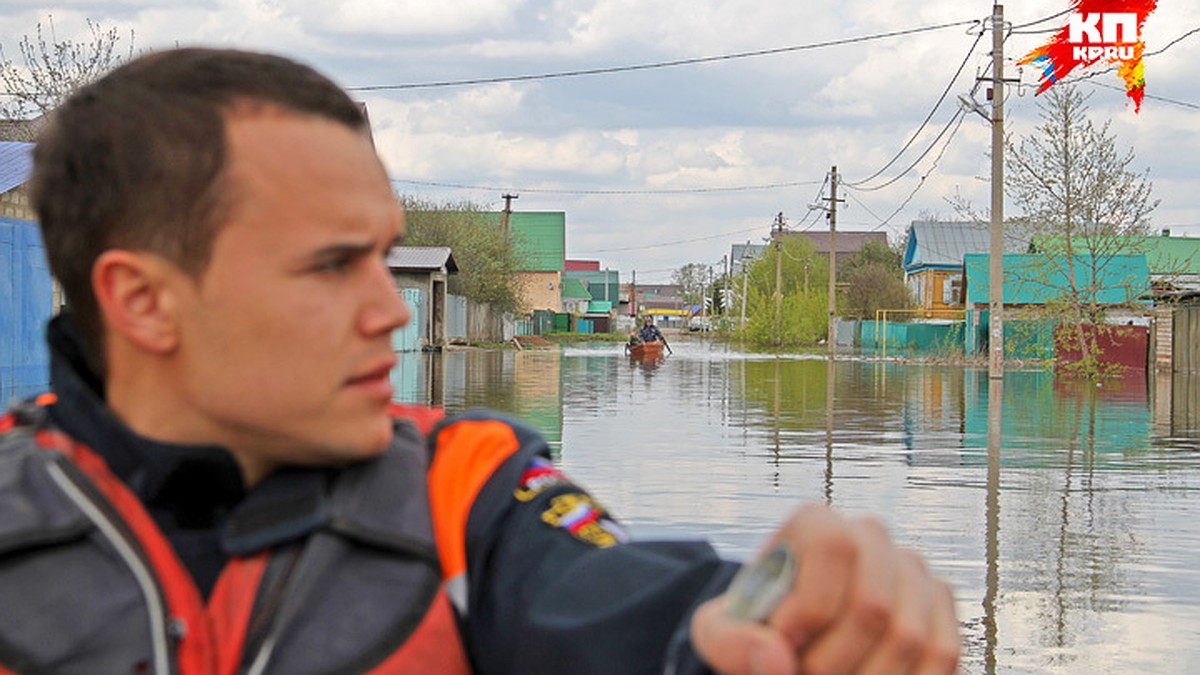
[391,336,1200,674]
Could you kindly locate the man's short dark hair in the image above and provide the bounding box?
[30,47,369,376]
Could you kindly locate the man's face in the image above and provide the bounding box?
[170,108,409,480]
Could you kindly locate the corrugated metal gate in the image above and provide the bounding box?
[1175,305,1200,374]
[391,287,425,352]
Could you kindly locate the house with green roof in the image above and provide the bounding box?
[962,253,1150,361]
[480,211,565,315]
[560,277,592,314]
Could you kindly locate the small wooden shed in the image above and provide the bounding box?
[386,246,458,350]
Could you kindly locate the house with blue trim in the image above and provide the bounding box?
[0,141,54,401]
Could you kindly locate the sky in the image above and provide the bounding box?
[2,1,1198,285]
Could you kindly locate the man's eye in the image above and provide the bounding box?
[315,258,352,274]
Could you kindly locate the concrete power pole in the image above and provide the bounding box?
[741,242,750,331]
[773,212,785,346]
[826,166,843,355]
[988,4,1006,379]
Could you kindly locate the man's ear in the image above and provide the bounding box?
[92,250,185,355]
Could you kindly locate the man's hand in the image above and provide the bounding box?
[691,504,960,675]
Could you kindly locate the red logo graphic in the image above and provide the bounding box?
[1018,0,1158,111]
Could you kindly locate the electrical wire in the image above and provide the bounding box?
[578,224,768,254]
[844,27,983,188]
[843,106,965,193]
[391,178,824,195]
[346,19,981,92]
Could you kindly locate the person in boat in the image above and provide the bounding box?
[0,48,960,675]
[638,314,665,343]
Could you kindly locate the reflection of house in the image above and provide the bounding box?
[903,221,992,316]
[387,246,458,351]
[0,141,52,400]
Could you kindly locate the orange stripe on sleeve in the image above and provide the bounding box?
[426,420,521,580]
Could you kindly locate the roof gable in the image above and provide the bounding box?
[386,246,458,273]
[904,221,991,270]
[561,278,592,300]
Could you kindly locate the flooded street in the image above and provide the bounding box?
[393,337,1200,674]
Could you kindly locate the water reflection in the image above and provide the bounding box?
[392,340,1200,674]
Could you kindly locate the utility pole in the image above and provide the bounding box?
[723,254,729,323]
[501,193,518,245]
[773,212,785,346]
[825,166,844,355]
[630,270,637,317]
[988,4,1005,379]
[741,242,749,331]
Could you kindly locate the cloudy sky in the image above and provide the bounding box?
[3,1,1197,283]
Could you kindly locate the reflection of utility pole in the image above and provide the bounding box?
[824,356,835,504]
[984,375,1003,675]
[501,193,518,245]
[773,212,785,346]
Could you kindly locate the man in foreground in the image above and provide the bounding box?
[0,48,960,674]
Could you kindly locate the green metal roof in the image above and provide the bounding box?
[561,278,592,300]
[964,253,1150,305]
[479,211,565,272]
[1031,235,1200,275]
[1135,236,1200,274]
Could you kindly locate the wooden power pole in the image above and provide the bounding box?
[501,193,518,245]
[825,166,844,355]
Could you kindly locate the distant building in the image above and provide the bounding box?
[479,211,565,314]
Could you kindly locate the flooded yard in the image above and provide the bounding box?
[392,336,1200,674]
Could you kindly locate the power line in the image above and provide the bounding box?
[346,19,981,92]
[391,178,823,195]
[843,106,965,193]
[578,224,767,254]
[844,26,984,188]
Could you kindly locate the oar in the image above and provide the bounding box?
[661,335,672,355]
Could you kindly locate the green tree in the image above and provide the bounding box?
[672,263,710,309]
[400,197,524,314]
[738,235,828,347]
[1005,85,1158,376]
[839,240,912,320]
[0,16,134,139]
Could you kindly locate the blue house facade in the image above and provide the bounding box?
[0,141,53,402]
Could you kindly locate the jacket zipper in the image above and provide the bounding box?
[45,460,176,675]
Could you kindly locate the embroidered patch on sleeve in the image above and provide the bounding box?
[540,492,630,548]
[514,457,571,502]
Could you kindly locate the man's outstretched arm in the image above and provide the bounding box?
[691,504,961,675]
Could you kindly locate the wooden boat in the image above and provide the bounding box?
[626,340,665,360]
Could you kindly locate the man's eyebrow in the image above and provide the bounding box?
[307,241,377,261]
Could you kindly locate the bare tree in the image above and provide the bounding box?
[1005,85,1158,375]
[0,16,134,140]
